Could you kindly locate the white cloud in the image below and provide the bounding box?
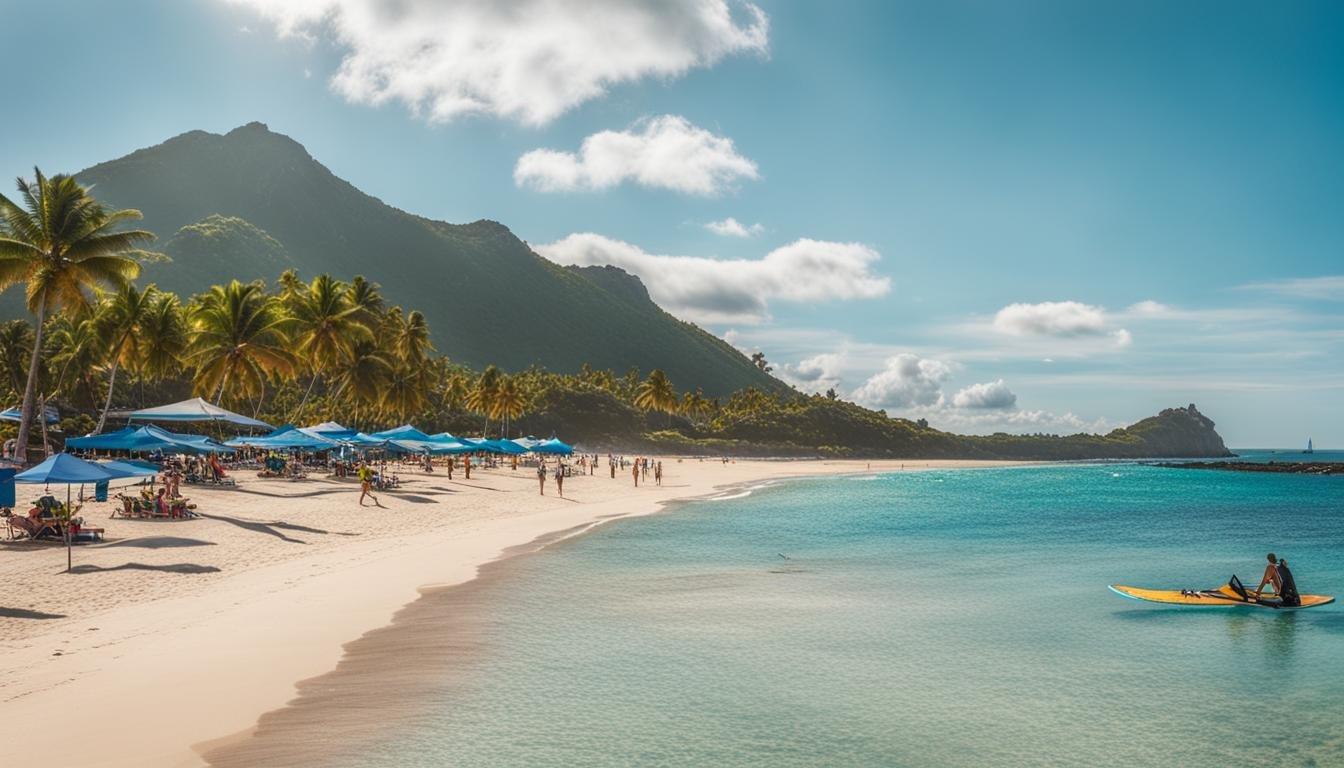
[850,354,954,409]
[705,217,764,237]
[535,233,889,324]
[1236,275,1344,300]
[922,407,1112,436]
[778,352,847,393]
[515,116,758,196]
[227,0,768,125]
[992,300,1131,348]
[950,379,1017,410]
[1126,300,1172,316]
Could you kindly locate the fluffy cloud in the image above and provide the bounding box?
[515,116,758,195]
[778,352,847,393]
[535,233,889,324]
[992,300,1131,347]
[850,354,954,409]
[705,217,764,237]
[226,0,769,125]
[950,379,1017,410]
[922,408,1112,436]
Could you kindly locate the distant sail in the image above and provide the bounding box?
[1305,438,1314,454]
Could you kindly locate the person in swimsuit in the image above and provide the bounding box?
[1254,553,1281,597]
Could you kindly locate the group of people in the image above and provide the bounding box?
[536,458,567,496]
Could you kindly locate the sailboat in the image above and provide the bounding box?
[1304,438,1314,455]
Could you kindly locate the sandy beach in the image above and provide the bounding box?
[0,457,1016,767]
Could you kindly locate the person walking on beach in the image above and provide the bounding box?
[654,460,662,486]
[357,461,377,506]
[554,462,565,497]
[633,461,640,487]
[446,457,453,480]
[537,460,547,495]
[610,455,616,478]
[464,455,472,480]
[642,459,649,482]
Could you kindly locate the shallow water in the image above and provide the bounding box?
[335,464,1344,767]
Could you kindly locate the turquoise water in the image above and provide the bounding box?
[343,464,1344,767]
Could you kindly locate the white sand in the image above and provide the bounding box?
[0,457,1018,767]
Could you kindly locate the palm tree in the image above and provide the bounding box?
[288,274,371,417]
[441,372,469,412]
[634,369,677,424]
[0,169,149,458]
[0,319,34,400]
[381,363,431,423]
[186,280,294,404]
[490,375,526,438]
[391,308,433,367]
[91,283,156,432]
[466,365,501,436]
[45,315,106,408]
[138,291,188,384]
[329,339,391,427]
[347,275,384,326]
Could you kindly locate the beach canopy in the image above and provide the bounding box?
[15,453,115,484]
[369,424,437,442]
[0,405,59,424]
[477,439,529,455]
[532,438,575,456]
[510,436,544,449]
[66,424,230,454]
[128,397,273,429]
[226,424,342,450]
[96,459,161,479]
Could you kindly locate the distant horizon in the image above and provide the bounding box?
[2,1,1341,447]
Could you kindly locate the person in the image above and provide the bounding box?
[537,459,547,495]
[633,461,640,487]
[609,455,616,479]
[654,460,662,486]
[1275,558,1301,607]
[357,461,376,506]
[464,455,472,480]
[554,462,564,497]
[423,453,434,473]
[446,456,454,480]
[1255,553,1282,597]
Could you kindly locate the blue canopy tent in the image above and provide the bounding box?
[226,424,341,450]
[128,397,273,430]
[477,439,529,455]
[532,438,575,456]
[66,424,230,454]
[369,424,437,443]
[0,405,59,423]
[15,454,118,572]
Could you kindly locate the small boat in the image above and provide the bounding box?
[1304,438,1314,454]
[1110,582,1333,610]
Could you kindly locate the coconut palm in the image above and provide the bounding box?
[288,274,372,417]
[0,319,34,400]
[381,363,431,423]
[391,308,434,367]
[347,275,384,326]
[490,375,526,438]
[634,369,677,424]
[91,283,157,432]
[138,291,188,384]
[466,365,501,436]
[441,372,469,412]
[0,168,150,457]
[45,315,105,408]
[328,339,391,427]
[186,280,294,403]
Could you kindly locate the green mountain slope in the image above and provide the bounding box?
[52,122,779,396]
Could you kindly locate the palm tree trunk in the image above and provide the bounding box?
[15,297,48,460]
[295,371,320,421]
[95,355,122,434]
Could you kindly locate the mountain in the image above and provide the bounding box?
[33,122,779,396]
[629,400,1232,459]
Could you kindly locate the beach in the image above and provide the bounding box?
[0,457,1013,767]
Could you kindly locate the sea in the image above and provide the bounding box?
[326,454,1343,768]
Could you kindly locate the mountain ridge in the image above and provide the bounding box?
[42,122,783,397]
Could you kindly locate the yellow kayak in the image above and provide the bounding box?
[1110,584,1334,609]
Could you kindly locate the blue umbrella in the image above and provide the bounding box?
[16,454,118,572]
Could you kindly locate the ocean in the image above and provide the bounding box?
[328,461,1343,767]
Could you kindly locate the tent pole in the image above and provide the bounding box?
[66,484,72,573]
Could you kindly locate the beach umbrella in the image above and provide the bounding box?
[15,454,117,572]
[128,397,273,430]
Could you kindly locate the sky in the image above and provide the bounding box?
[2,0,1342,447]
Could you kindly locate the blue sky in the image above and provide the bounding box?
[2,0,1341,446]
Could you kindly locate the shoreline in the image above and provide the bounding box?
[0,458,1020,768]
